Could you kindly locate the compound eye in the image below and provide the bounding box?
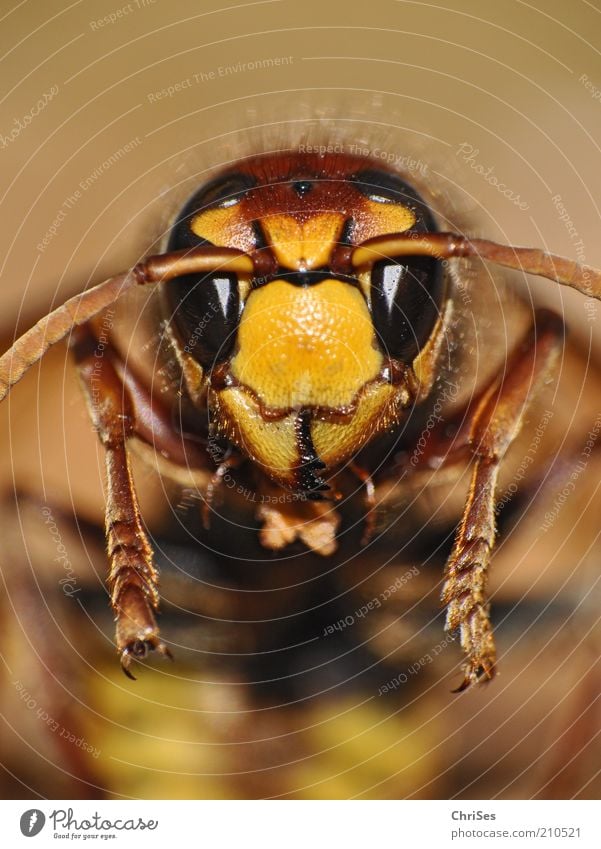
[351,168,438,231]
[169,172,257,250]
[370,257,444,361]
[169,272,241,367]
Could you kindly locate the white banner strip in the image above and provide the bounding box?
[1,800,600,847]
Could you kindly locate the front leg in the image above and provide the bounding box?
[442,309,564,690]
[71,324,171,678]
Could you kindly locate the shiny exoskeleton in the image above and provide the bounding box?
[1,151,599,688]
[165,157,444,497]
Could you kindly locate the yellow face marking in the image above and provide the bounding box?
[311,383,401,468]
[352,199,416,244]
[216,388,299,483]
[261,213,345,270]
[231,279,382,411]
[215,379,409,488]
[190,206,256,253]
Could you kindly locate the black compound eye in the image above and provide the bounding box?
[169,272,241,368]
[198,172,257,208]
[169,172,257,250]
[371,257,444,362]
[351,168,438,232]
[165,172,255,367]
[354,167,444,360]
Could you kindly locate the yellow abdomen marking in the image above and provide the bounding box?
[231,279,382,411]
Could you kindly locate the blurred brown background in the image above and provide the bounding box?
[0,0,601,800]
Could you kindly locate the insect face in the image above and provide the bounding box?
[1,149,599,685]
[164,153,447,494]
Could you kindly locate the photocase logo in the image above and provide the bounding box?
[19,810,46,837]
